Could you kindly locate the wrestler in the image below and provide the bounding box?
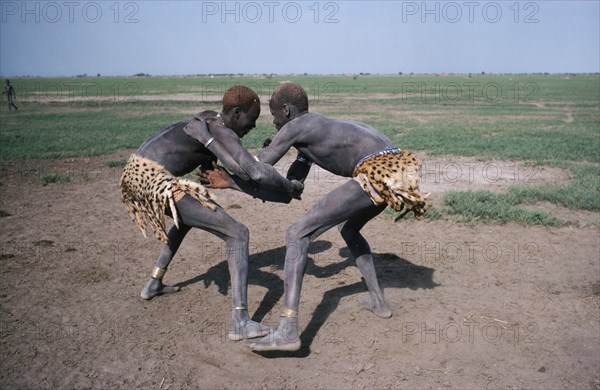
[197,82,429,351]
[119,85,303,341]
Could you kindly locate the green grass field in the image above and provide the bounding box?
[1,74,598,224]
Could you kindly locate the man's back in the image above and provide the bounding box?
[137,113,217,176]
[260,112,395,177]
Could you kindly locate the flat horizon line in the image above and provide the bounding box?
[2,72,599,79]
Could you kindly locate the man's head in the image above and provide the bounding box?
[269,82,309,130]
[220,85,260,138]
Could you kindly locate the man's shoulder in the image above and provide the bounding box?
[194,110,218,119]
[286,112,325,128]
[213,126,241,144]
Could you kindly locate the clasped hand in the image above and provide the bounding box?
[197,162,304,200]
[197,161,233,189]
[289,180,304,200]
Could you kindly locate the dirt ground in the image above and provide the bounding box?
[0,150,599,389]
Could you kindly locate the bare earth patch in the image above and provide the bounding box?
[414,152,570,194]
[0,152,598,389]
[523,202,600,227]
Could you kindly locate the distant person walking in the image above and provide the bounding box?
[3,80,18,112]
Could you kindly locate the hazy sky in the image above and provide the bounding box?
[0,0,598,76]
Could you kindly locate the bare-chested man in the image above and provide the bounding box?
[119,85,303,341]
[193,82,429,351]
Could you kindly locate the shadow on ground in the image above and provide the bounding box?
[175,240,439,356]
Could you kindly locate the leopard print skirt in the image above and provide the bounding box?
[119,154,217,243]
[352,148,429,221]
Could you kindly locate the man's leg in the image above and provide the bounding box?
[141,223,192,299]
[338,205,391,318]
[174,196,269,340]
[250,180,377,351]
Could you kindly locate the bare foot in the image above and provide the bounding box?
[359,299,392,318]
[228,320,270,341]
[140,278,180,300]
[247,321,301,352]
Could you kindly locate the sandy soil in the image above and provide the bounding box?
[0,151,598,389]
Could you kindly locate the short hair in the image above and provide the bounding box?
[222,85,259,112]
[270,82,309,111]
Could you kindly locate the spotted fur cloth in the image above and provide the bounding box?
[352,148,430,221]
[119,154,217,243]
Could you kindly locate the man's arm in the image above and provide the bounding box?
[230,176,301,203]
[198,166,300,203]
[209,131,302,195]
[203,151,312,203]
[183,116,251,180]
[257,122,301,166]
[286,152,312,183]
[184,116,303,196]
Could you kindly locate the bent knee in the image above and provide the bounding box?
[227,222,248,242]
[231,222,249,243]
[339,224,360,243]
[285,223,304,243]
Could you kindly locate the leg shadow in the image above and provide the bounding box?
[174,241,337,322]
[257,250,440,357]
[175,240,439,357]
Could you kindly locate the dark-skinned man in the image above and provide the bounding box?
[119,85,303,342]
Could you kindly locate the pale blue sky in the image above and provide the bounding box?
[0,0,598,76]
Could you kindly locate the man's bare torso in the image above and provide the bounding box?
[137,111,218,176]
[260,113,395,177]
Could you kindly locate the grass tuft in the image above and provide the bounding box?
[442,190,561,226]
[38,172,71,185]
[105,158,128,168]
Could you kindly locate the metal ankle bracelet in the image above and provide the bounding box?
[151,266,167,280]
[280,308,298,318]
